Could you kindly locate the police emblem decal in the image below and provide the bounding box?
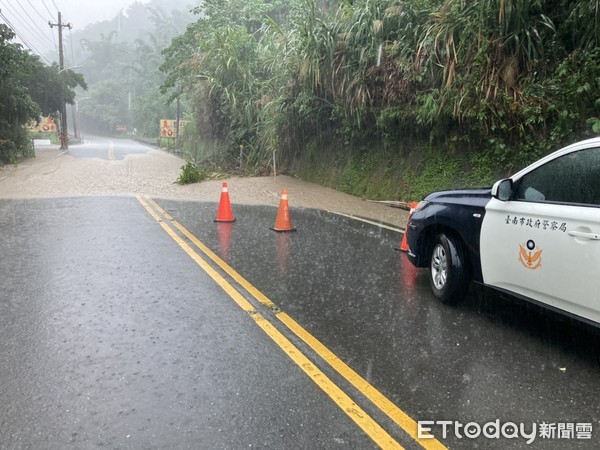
[519,240,543,270]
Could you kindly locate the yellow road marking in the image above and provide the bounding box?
[137,196,254,312]
[137,195,403,449]
[142,196,447,450]
[278,312,446,450]
[251,314,402,449]
[147,197,278,310]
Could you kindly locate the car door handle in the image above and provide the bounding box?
[568,231,600,240]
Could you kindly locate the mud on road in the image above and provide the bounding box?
[0,144,409,230]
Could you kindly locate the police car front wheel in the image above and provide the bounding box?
[429,233,468,304]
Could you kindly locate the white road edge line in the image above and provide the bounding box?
[327,210,404,233]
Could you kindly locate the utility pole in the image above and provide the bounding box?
[49,12,72,150]
[175,94,180,151]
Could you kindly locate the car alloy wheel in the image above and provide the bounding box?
[428,233,469,304]
[431,243,448,290]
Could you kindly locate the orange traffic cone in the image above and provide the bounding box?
[271,188,296,232]
[214,182,235,222]
[400,233,409,252]
[400,202,418,252]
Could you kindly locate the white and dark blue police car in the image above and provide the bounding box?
[406,137,600,326]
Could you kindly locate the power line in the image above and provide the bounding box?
[0,0,56,57]
[0,11,52,63]
[3,0,55,49]
[40,0,55,19]
[25,0,52,24]
[51,0,61,14]
[43,6,59,53]
[68,28,76,67]
[49,22,57,52]
[0,11,46,60]
[42,0,60,56]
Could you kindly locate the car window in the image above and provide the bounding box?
[514,147,600,206]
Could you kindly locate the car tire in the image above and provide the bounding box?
[429,233,469,304]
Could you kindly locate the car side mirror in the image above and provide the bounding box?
[492,179,513,201]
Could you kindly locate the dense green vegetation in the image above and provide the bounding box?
[176,161,208,184]
[69,0,193,137]
[0,25,36,163]
[162,0,600,199]
[3,0,599,201]
[0,25,86,163]
[1,1,191,164]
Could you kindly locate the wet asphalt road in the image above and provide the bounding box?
[157,200,600,448]
[67,137,153,160]
[1,198,378,449]
[1,195,599,448]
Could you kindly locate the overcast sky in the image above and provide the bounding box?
[0,0,151,62]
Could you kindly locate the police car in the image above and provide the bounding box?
[406,137,600,326]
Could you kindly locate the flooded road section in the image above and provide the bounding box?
[1,197,598,449]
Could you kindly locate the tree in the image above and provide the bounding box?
[159,0,600,175]
[0,25,41,162]
[69,3,193,137]
[22,61,87,116]
[161,0,306,166]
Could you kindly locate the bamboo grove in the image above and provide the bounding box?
[160,0,600,176]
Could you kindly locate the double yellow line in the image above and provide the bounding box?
[136,195,447,450]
